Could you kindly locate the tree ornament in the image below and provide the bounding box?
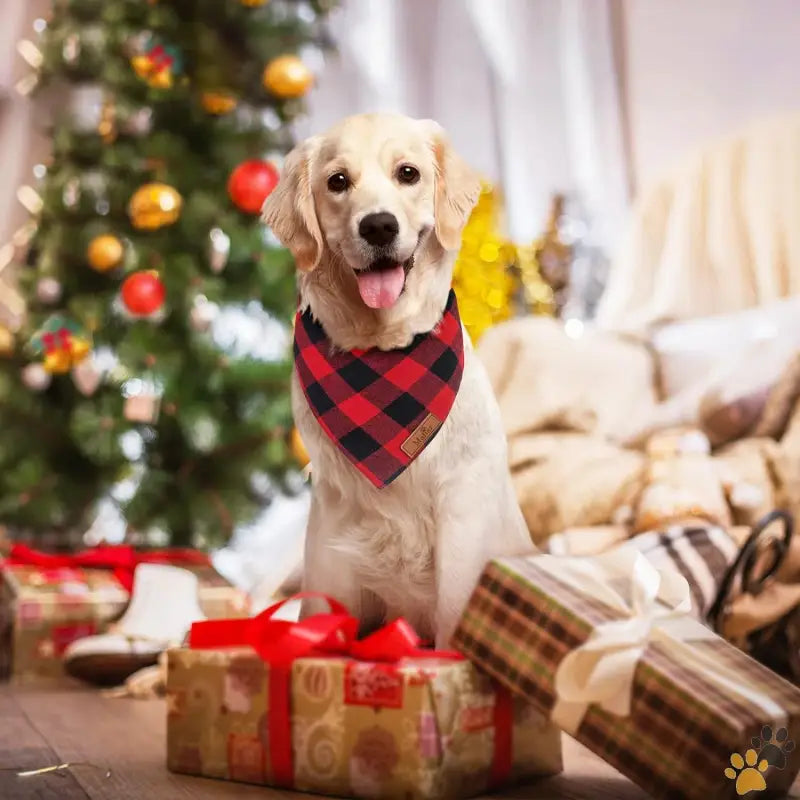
[130,34,182,89]
[21,363,51,392]
[72,358,102,396]
[227,160,280,214]
[190,295,219,332]
[36,277,63,304]
[262,54,314,98]
[200,91,237,115]
[121,271,166,316]
[121,106,154,137]
[128,183,182,230]
[30,316,91,372]
[208,227,231,273]
[241,0,269,5]
[0,326,15,357]
[122,375,163,424]
[87,234,124,272]
[44,350,73,374]
[290,426,310,467]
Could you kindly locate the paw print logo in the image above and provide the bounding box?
[724,749,769,795]
[752,725,795,771]
[724,727,796,796]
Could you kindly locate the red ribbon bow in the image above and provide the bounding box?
[2,543,210,593]
[189,592,512,789]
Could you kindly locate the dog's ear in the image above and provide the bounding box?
[423,121,481,251]
[262,136,323,272]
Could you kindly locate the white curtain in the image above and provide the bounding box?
[301,0,632,249]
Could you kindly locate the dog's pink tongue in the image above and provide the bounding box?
[356,265,405,309]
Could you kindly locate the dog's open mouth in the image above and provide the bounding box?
[355,256,414,310]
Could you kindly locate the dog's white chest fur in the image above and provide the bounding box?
[293,335,531,645]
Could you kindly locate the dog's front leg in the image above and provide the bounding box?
[433,482,498,650]
[299,493,386,634]
[300,493,360,618]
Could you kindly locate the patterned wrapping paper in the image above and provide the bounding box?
[0,563,249,683]
[166,646,562,799]
[453,554,800,800]
[0,565,129,683]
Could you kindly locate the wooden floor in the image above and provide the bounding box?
[0,683,653,799]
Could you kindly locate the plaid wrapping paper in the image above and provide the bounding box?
[166,647,562,799]
[293,289,464,488]
[0,565,129,683]
[453,556,800,800]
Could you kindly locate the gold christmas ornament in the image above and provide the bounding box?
[262,55,313,99]
[452,184,518,342]
[0,326,14,357]
[69,336,91,364]
[87,234,124,272]
[43,349,72,374]
[200,91,238,115]
[241,0,269,5]
[128,183,183,230]
[290,426,310,468]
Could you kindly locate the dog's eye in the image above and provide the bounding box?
[327,172,350,193]
[397,165,420,185]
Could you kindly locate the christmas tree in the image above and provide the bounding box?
[0,0,334,548]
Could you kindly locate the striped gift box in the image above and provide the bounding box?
[454,554,800,800]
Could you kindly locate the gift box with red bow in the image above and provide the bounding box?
[1,544,249,683]
[166,594,562,799]
[453,548,800,800]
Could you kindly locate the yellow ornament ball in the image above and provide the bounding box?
[290,426,310,468]
[87,234,124,272]
[201,91,238,115]
[263,55,313,99]
[241,0,268,5]
[128,183,183,230]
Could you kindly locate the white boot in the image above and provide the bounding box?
[64,564,207,687]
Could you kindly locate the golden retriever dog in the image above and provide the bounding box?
[263,113,532,647]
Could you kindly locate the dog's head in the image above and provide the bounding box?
[263,113,480,325]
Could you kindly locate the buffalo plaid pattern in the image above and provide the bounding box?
[293,290,464,488]
[453,557,800,800]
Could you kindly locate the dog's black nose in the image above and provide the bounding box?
[359,212,399,247]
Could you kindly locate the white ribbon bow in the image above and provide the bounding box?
[534,547,785,735]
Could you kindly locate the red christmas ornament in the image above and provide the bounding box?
[121,271,166,316]
[227,159,280,214]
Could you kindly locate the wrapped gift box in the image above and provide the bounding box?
[167,607,562,799]
[1,546,250,683]
[0,565,129,683]
[453,548,800,800]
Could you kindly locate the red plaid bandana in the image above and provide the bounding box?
[293,290,464,488]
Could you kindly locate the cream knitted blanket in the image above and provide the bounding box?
[598,113,800,334]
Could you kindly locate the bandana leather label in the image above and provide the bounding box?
[293,290,464,488]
